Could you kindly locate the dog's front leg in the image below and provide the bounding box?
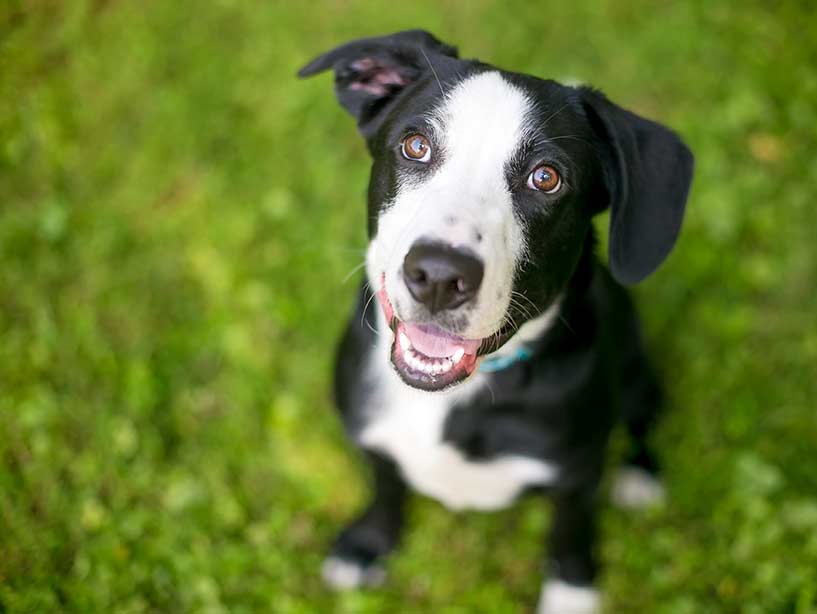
[538,486,602,614]
[321,452,407,590]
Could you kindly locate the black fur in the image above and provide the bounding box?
[298,30,458,141]
[300,30,693,604]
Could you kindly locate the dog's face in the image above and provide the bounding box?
[364,71,602,390]
[301,31,693,392]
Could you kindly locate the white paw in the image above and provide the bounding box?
[537,579,601,614]
[611,466,666,509]
[321,556,386,590]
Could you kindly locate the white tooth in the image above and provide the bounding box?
[398,331,411,349]
[452,348,465,364]
[440,359,453,373]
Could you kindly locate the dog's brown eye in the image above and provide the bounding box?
[401,133,432,163]
[527,164,562,193]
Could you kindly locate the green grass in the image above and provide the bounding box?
[2,1,816,612]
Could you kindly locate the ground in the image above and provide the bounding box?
[1,1,816,612]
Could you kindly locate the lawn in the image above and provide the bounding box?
[1,1,816,612]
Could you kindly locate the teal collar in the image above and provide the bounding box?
[478,346,533,373]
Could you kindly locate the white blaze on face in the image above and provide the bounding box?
[367,71,534,339]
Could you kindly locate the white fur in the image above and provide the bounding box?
[358,310,558,511]
[537,580,601,614]
[321,556,386,590]
[366,71,534,338]
[611,466,666,509]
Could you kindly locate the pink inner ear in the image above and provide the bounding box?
[348,58,409,96]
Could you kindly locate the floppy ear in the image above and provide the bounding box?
[580,88,694,284]
[298,30,458,140]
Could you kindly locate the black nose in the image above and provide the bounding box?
[403,241,484,313]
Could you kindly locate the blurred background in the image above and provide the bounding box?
[1,1,816,612]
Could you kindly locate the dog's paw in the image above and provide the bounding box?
[321,555,387,590]
[537,580,601,614]
[611,465,666,509]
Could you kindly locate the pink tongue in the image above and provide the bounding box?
[402,323,481,358]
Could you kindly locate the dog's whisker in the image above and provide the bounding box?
[546,135,595,147]
[360,286,379,330]
[510,291,538,313]
[419,46,445,97]
[511,291,541,320]
[558,314,576,335]
[508,301,533,325]
[539,102,572,129]
[364,319,381,337]
[508,294,535,320]
[342,260,368,284]
[511,289,539,310]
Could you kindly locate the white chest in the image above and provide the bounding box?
[358,371,557,511]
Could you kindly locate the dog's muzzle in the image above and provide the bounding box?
[377,281,481,391]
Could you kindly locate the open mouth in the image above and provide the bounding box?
[376,278,504,392]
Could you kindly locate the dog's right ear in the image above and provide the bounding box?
[298,30,458,140]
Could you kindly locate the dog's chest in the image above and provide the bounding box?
[358,374,556,511]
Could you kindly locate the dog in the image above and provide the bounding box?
[299,30,693,613]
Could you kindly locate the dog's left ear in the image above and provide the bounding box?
[298,30,458,141]
[580,88,694,284]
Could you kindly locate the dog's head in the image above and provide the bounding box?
[300,30,693,392]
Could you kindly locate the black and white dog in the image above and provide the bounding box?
[299,30,693,613]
